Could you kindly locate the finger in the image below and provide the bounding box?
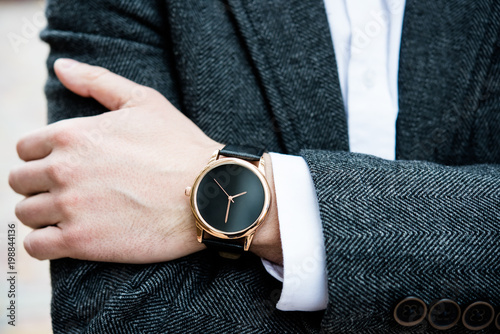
[15,192,62,229]
[24,225,67,260]
[16,126,54,162]
[9,160,53,196]
[54,58,155,111]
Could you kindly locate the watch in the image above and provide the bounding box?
[185,144,271,258]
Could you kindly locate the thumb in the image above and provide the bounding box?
[54,58,152,111]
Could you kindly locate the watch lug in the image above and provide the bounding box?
[243,234,255,251]
[258,157,266,175]
[208,149,221,164]
[196,226,203,243]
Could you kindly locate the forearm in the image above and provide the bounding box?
[302,149,500,331]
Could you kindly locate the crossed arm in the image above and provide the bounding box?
[9,59,282,264]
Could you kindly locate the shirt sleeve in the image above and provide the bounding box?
[261,152,329,311]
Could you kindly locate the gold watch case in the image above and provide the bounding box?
[185,149,271,251]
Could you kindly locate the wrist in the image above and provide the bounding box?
[250,153,283,264]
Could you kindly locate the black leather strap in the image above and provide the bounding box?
[219,144,265,161]
[202,236,244,253]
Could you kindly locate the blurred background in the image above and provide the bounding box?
[1,0,52,333]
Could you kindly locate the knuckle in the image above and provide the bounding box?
[142,86,160,98]
[62,228,78,246]
[62,225,87,252]
[53,192,78,217]
[87,66,110,82]
[53,193,68,212]
[45,162,72,186]
[51,127,76,147]
[45,163,63,184]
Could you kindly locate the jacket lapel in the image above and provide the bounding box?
[397,0,499,163]
[226,0,498,160]
[226,0,348,154]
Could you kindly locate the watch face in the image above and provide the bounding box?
[195,162,266,234]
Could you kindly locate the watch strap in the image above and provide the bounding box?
[202,237,244,253]
[202,236,244,259]
[219,144,265,161]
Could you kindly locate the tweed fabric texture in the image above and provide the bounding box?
[42,0,500,333]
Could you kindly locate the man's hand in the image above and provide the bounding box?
[9,59,224,263]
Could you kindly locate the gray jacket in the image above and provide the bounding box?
[43,0,500,332]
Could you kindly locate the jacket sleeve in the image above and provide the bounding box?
[300,151,500,332]
[42,0,181,123]
[42,1,322,334]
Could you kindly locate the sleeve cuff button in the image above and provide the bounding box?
[394,297,427,327]
[462,301,495,331]
[428,299,461,330]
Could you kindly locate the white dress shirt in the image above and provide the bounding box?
[263,0,406,311]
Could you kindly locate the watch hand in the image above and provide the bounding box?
[225,192,246,223]
[214,178,234,203]
[225,197,231,223]
[231,191,247,199]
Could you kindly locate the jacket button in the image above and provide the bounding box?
[428,299,461,330]
[495,312,500,330]
[462,301,495,331]
[394,297,427,327]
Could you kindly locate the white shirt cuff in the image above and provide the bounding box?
[261,152,328,311]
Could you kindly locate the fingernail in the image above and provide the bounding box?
[55,58,79,70]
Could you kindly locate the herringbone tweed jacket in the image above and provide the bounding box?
[42,0,500,333]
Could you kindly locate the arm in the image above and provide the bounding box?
[301,150,500,332]
[9,1,312,333]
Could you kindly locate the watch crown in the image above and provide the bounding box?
[184,186,192,196]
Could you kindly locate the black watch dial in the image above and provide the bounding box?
[196,163,266,233]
